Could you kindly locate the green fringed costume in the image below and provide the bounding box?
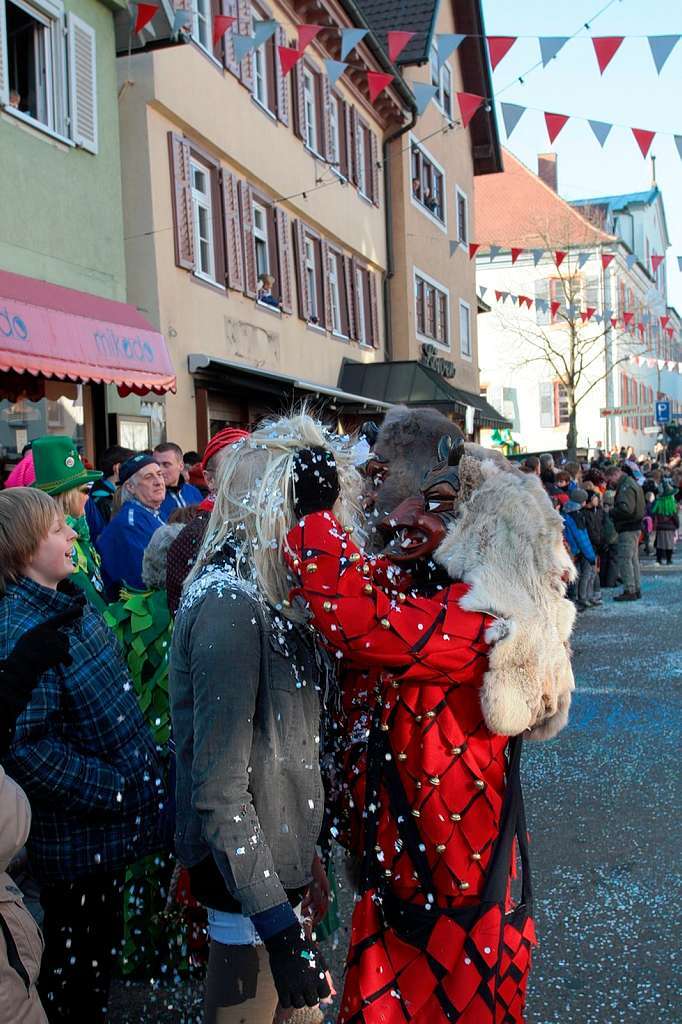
[66,514,108,612]
[104,587,184,977]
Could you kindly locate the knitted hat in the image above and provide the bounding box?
[4,451,35,488]
[119,453,157,487]
[32,435,102,497]
[201,428,250,470]
[571,488,588,504]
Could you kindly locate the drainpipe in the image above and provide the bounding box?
[382,111,417,362]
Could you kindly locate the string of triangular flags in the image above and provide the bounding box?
[629,353,682,372]
[463,244,667,279]
[479,286,681,352]
[482,34,680,76]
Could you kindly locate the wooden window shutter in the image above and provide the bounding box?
[222,0,239,75]
[0,0,8,108]
[291,63,306,140]
[369,131,380,206]
[349,107,359,186]
[168,132,195,271]
[236,0,253,89]
[220,170,244,291]
[238,180,258,297]
[275,24,289,124]
[67,13,98,154]
[274,207,294,314]
[368,270,380,348]
[321,73,333,161]
[343,256,357,339]
[293,220,311,320]
[339,100,349,178]
[320,239,332,330]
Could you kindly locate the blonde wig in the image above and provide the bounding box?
[187,410,363,617]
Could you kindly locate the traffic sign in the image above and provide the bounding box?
[600,405,653,418]
[655,400,671,423]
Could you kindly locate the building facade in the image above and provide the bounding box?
[474,151,682,456]
[116,0,419,450]
[0,0,174,465]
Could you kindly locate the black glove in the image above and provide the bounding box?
[264,922,331,1009]
[0,606,82,755]
[292,446,340,519]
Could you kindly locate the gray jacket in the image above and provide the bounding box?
[169,561,325,917]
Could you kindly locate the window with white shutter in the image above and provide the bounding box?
[67,12,97,153]
[3,0,67,135]
[539,382,554,428]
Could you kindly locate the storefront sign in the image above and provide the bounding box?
[420,343,456,379]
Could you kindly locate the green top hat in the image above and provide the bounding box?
[32,435,102,497]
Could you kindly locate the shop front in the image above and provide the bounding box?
[0,270,175,473]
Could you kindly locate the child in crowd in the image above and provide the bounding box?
[642,489,657,556]
[561,488,598,611]
[582,487,605,606]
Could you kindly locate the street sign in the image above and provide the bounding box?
[600,405,654,418]
[655,400,671,423]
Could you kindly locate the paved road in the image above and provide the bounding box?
[111,554,682,1023]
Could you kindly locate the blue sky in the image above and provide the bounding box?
[480,0,682,311]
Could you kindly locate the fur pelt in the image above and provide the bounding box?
[434,453,577,741]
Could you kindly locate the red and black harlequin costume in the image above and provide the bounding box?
[285,510,536,1023]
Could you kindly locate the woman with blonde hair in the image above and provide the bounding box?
[169,412,358,1023]
[31,435,107,611]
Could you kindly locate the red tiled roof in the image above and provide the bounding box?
[474,149,615,249]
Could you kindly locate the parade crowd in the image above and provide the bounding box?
[0,412,679,1024]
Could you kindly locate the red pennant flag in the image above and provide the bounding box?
[610,318,618,329]
[554,251,567,268]
[632,128,655,157]
[297,24,323,51]
[387,30,415,63]
[550,301,561,319]
[651,254,664,273]
[623,311,634,325]
[637,323,645,336]
[367,71,394,103]
[511,247,524,264]
[495,289,503,301]
[456,92,485,128]
[545,112,569,144]
[487,36,517,70]
[580,308,596,322]
[666,327,674,339]
[660,315,670,329]
[469,243,480,260]
[212,14,235,47]
[592,37,624,74]
[134,2,157,34]
[278,46,303,76]
[601,253,615,269]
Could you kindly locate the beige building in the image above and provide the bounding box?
[115,0,417,450]
[338,0,509,437]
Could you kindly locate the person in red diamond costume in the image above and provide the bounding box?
[285,437,576,1023]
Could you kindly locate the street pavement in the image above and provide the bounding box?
[110,552,682,1023]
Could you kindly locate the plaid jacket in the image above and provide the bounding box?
[1,578,166,883]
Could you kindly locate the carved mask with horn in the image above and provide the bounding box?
[377,435,465,567]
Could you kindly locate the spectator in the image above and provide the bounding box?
[642,488,657,556]
[600,484,620,588]
[3,449,35,488]
[166,428,249,616]
[605,465,645,602]
[652,485,679,566]
[582,489,605,606]
[0,487,166,1023]
[153,443,203,521]
[257,273,282,310]
[31,435,107,612]
[539,452,559,494]
[561,488,597,611]
[96,454,165,595]
[522,455,541,475]
[85,445,134,544]
[563,461,582,490]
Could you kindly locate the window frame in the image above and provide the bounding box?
[192,0,212,53]
[328,248,342,336]
[252,200,270,282]
[302,65,321,157]
[190,157,218,285]
[429,45,453,117]
[356,121,368,198]
[304,235,319,323]
[459,298,472,359]
[4,0,68,138]
[455,186,469,247]
[414,267,450,352]
[410,135,447,231]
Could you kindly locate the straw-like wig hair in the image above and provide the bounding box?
[0,487,60,596]
[187,410,362,617]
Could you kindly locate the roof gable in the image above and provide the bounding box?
[356,0,438,65]
[474,148,614,249]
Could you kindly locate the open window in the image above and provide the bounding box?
[411,142,445,226]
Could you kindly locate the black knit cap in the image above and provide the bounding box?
[118,453,157,486]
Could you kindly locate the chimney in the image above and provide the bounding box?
[538,153,558,192]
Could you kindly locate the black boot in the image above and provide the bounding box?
[614,591,638,602]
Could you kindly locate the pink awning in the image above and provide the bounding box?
[0,270,176,396]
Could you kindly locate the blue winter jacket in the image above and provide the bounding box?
[96,499,163,593]
[562,501,596,562]
[159,481,203,522]
[1,578,166,882]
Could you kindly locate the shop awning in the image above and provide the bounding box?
[0,270,176,397]
[338,360,512,429]
[188,353,391,412]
